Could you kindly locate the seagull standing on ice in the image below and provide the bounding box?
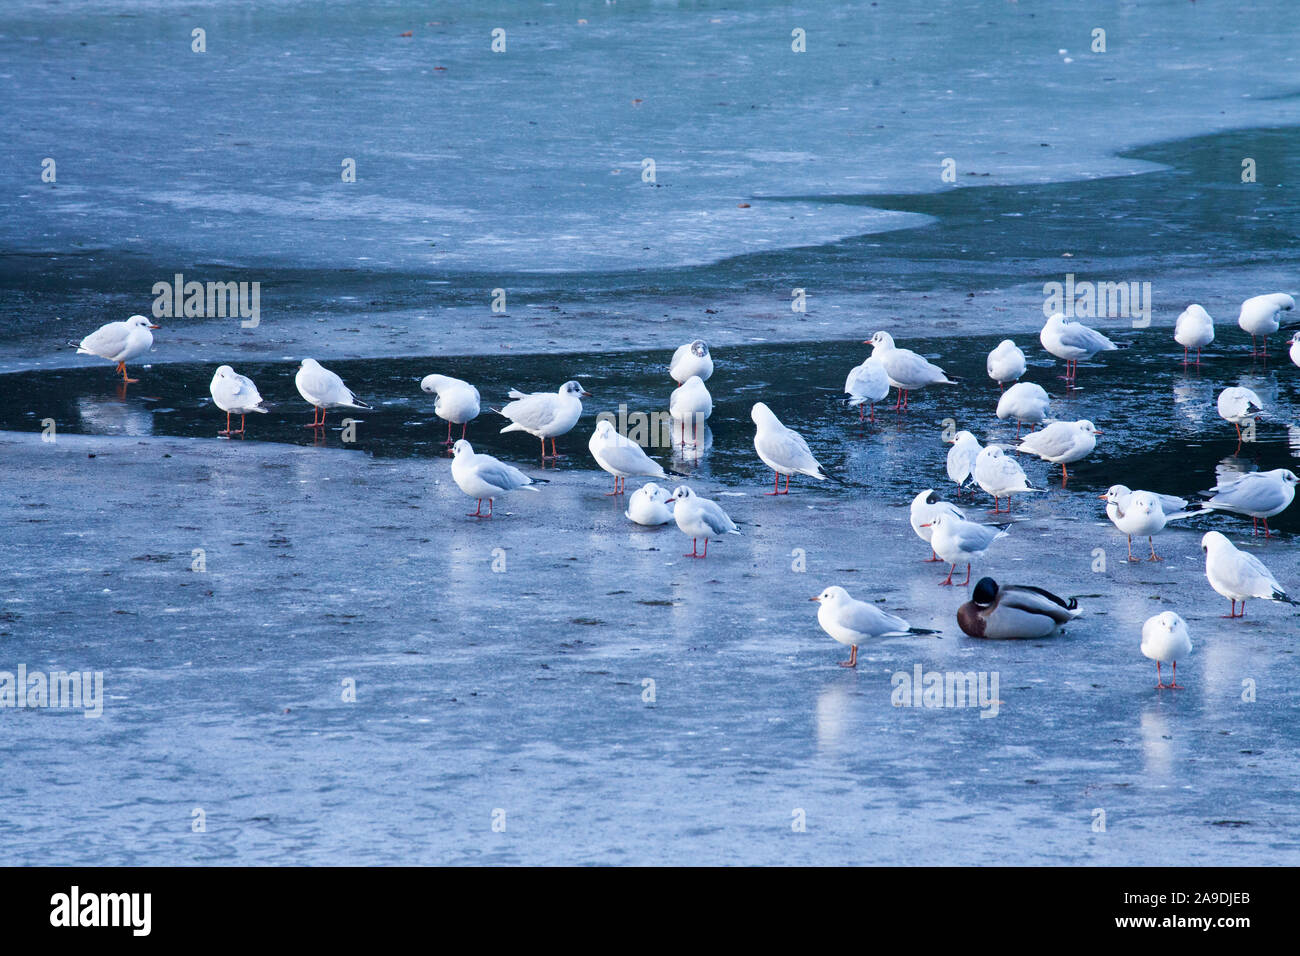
[751,402,834,495]
[670,340,713,384]
[1216,386,1263,451]
[996,382,1051,437]
[974,445,1042,514]
[910,489,963,562]
[1174,304,1214,365]
[1039,312,1119,384]
[1289,331,1300,369]
[209,365,268,437]
[1196,468,1297,537]
[922,512,1008,587]
[986,339,1027,389]
[1141,612,1192,689]
[295,359,372,428]
[667,485,740,558]
[625,482,674,526]
[1016,419,1101,486]
[588,419,668,495]
[1237,293,1294,357]
[1201,531,1297,618]
[1102,489,1190,562]
[866,331,957,410]
[450,439,543,518]
[420,374,480,445]
[495,380,590,459]
[843,355,890,422]
[945,430,982,495]
[75,314,159,384]
[669,375,712,446]
[811,586,922,668]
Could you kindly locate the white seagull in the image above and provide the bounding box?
[1237,293,1294,357]
[209,365,268,437]
[1201,530,1297,618]
[420,374,481,445]
[496,380,590,459]
[811,586,919,668]
[1039,312,1119,384]
[669,375,712,446]
[1196,468,1297,537]
[588,419,668,495]
[625,482,674,526]
[843,355,891,422]
[1289,331,1300,369]
[75,314,159,384]
[1102,489,1190,562]
[1174,304,1214,366]
[1016,419,1101,486]
[751,402,833,495]
[866,331,957,410]
[910,489,963,563]
[295,359,372,428]
[945,430,983,494]
[667,485,740,559]
[986,339,1027,389]
[450,439,543,518]
[1216,386,1263,450]
[1141,612,1192,690]
[974,445,1043,514]
[1100,484,1189,521]
[670,339,713,384]
[922,511,1008,587]
[996,382,1051,437]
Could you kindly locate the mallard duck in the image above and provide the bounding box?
[957,577,1080,639]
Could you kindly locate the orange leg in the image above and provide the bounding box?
[115,361,139,384]
[839,645,858,668]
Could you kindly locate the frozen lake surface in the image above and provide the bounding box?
[1,0,1298,864]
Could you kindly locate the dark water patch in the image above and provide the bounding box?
[2,327,1296,532]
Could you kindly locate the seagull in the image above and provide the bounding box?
[996,382,1051,437]
[945,430,983,494]
[588,419,668,495]
[74,314,159,384]
[496,380,590,459]
[974,445,1043,514]
[209,365,268,437]
[1174,304,1214,365]
[1141,612,1192,689]
[420,374,481,445]
[670,339,713,384]
[1237,293,1294,357]
[1216,386,1263,451]
[1201,531,1297,618]
[625,481,674,526]
[295,359,372,428]
[669,375,712,446]
[921,511,1008,587]
[986,339,1027,389]
[1195,468,1297,537]
[1039,312,1119,384]
[1102,489,1190,562]
[450,439,543,518]
[667,485,740,558]
[810,586,921,668]
[910,489,963,562]
[843,355,890,422]
[1290,331,1300,369]
[1016,419,1101,486]
[957,577,1081,639]
[866,331,957,410]
[751,401,833,495]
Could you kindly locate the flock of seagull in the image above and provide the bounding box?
[70,292,1300,687]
